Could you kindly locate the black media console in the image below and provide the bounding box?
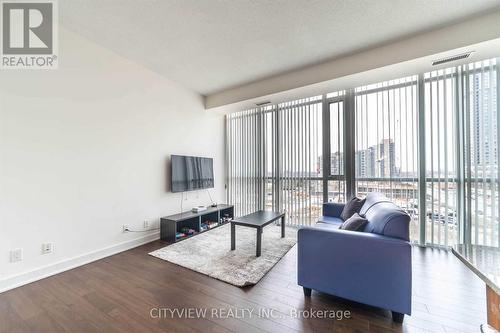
[160,204,234,243]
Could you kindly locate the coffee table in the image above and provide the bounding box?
[230,211,285,257]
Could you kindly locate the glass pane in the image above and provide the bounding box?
[329,101,344,176]
[327,180,346,203]
[279,99,323,227]
[264,109,276,212]
[424,68,458,247]
[354,76,419,243]
[465,59,499,247]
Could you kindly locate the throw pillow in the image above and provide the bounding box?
[340,196,366,221]
[340,213,368,231]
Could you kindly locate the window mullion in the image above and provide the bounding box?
[418,73,427,246]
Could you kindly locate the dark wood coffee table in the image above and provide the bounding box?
[230,211,285,257]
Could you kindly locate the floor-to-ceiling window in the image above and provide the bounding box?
[226,108,264,217]
[226,97,324,226]
[225,57,499,247]
[327,98,347,203]
[462,59,499,247]
[278,97,324,227]
[423,68,459,247]
[354,77,420,241]
[263,105,278,213]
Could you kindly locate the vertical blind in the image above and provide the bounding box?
[226,98,323,226]
[278,97,323,227]
[354,77,419,241]
[462,59,499,247]
[226,57,499,247]
[226,108,265,217]
[424,68,459,247]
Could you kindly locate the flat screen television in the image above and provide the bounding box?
[171,155,214,193]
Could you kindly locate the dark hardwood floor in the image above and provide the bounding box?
[0,241,487,333]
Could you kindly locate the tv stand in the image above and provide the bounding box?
[160,204,234,243]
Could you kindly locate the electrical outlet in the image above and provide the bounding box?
[10,248,23,263]
[41,243,53,254]
[123,225,129,232]
[143,220,149,229]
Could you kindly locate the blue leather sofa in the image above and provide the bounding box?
[297,192,412,323]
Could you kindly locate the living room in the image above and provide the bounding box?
[1,1,500,332]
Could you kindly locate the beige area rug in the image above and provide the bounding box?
[149,223,297,287]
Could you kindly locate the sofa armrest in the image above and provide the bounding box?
[323,202,344,218]
[297,227,412,315]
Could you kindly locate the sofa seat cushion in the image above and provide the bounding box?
[314,221,342,230]
[317,216,343,227]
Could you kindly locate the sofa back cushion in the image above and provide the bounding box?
[359,192,392,216]
[360,193,410,241]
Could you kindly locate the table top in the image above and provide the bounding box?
[231,210,284,227]
[452,244,500,294]
[161,204,233,222]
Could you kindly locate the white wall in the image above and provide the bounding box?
[0,28,225,291]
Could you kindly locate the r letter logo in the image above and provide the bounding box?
[1,0,58,69]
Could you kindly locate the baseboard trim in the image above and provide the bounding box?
[0,233,160,293]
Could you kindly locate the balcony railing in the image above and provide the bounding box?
[259,176,498,246]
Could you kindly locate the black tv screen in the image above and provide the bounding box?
[171,155,214,193]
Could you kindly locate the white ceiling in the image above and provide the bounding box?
[60,0,500,95]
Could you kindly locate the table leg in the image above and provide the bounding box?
[281,215,285,238]
[256,227,262,257]
[231,223,235,250]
